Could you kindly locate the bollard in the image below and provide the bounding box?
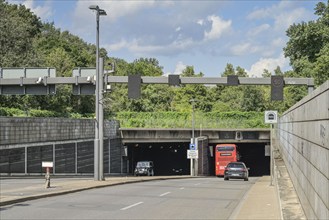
[45,167,50,188]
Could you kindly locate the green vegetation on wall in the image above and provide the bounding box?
[116,111,267,129]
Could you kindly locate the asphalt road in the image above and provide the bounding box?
[0,177,257,220]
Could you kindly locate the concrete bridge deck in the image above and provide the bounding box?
[120,128,270,144]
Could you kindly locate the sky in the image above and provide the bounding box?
[7,0,323,77]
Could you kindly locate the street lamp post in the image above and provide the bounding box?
[89,5,107,181]
[190,99,197,176]
[192,100,195,144]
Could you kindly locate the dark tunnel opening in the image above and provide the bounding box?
[236,143,270,176]
[127,142,270,177]
[128,142,190,176]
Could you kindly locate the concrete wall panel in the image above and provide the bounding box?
[0,117,124,175]
[0,117,120,146]
[277,80,329,220]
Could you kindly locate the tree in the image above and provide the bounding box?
[241,86,265,112]
[221,63,235,77]
[0,0,42,67]
[284,0,329,86]
[236,66,248,77]
[274,66,283,76]
[262,69,271,78]
[128,58,163,76]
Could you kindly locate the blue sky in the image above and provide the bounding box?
[8,0,322,77]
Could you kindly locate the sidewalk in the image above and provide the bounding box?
[231,176,282,220]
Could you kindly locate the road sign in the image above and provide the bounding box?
[271,76,284,101]
[42,161,53,168]
[189,143,196,150]
[265,110,278,124]
[187,150,198,159]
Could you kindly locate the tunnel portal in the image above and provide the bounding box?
[127,142,270,176]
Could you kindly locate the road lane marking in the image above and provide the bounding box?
[159,192,171,197]
[180,187,185,190]
[120,202,144,211]
[194,183,201,186]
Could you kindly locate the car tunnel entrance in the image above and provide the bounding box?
[127,142,270,177]
[127,142,190,176]
[236,143,270,176]
[209,143,270,177]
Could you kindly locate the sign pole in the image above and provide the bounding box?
[270,123,274,186]
[264,110,277,186]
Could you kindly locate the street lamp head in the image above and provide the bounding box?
[89,5,99,10]
[99,9,107,16]
[89,5,107,16]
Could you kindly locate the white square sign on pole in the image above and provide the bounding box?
[265,110,278,124]
[187,150,198,159]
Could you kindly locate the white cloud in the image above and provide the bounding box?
[230,42,262,56]
[106,36,195,56]
[204,15,232,41]
[9,0,53,20]
[164,61,187,76]
[247,24,270,37]
[197,19,204,26]
[247,53,289,77]
[273,8,308,31]
[271,37,285,48]
[173,61,187,75]
[247,1,313,32]
[105,39,129,51]
[231,43,251,56]
[247,1,295,20]
[75,0,156,22]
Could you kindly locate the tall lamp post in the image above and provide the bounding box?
[190,99,197,176]
[89,5,107,181]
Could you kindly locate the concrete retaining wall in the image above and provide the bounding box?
[0,117,120,146]
[0,117,127,175]
[276,80,329,220]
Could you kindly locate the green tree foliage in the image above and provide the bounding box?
[241,86,265,112]
[0,0,42,67]
[128,58,163,76]
[215,64,251,112]
[35,23,97,70]
[284,0,329,86]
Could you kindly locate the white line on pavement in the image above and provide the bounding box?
[159,192,171,197]
[180,187,185,190]
[120,202,144,211]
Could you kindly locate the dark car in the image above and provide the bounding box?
[134,161,154,176]
[224,162,249,181]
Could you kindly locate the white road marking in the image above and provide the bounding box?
[194,183,201,186]
[180,187,185,190]
[159,192,171,197]
[120,202,144,211]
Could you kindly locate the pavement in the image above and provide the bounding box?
[0,157,305,220]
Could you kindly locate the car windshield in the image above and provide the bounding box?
[136,162,150,167]
[227,163,245,168]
